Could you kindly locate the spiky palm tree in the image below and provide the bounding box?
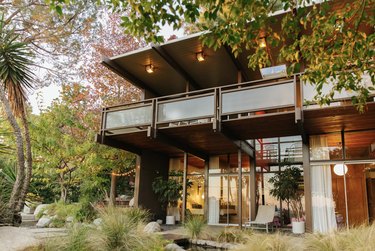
[0,17,34,222]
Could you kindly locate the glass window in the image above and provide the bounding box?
[310,133,343,161]
[186,175,205,216]
[345,130,375,160]
[188,156,205,175]
[209,154,238,174]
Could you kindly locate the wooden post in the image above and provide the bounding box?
[250,155,257,220]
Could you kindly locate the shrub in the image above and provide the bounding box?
[184,215,206,240]
[42,224,91,251]
[74,198,97,222]
[38,206,165,251]
[216,227,252,243]
[123,207,150,224]
[236,232,299,251]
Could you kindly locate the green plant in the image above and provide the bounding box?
[124,207,150,224]
[74,198,97,222]
[152,176,183,208]
[93,207,166,251]
[269,166,304,221]
[42,225,91,251]
[237,232,298,251]
[216,227,253,244]
[184,215,206,240]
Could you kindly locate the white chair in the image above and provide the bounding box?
[244,205,275,233]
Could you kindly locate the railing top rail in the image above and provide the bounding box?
[220,78,294,94]
[158,92,214,105]
[104,99,154,111]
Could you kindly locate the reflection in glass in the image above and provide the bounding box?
[309,134,343,161]
[345,130,375,160]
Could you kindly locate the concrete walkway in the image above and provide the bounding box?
[0,227,66,251]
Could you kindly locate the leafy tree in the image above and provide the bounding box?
[50,0,374,111]
[0,17,34,222]
[31,83,137,203]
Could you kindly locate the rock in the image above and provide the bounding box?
[93,218,102,226]
[66,216,74,222]
[36,217,51,228]
[197,239,206,245]
[34,204,49,217]
[129,198,134,207]
[23,205,34,214]
[165,243,185,251]
[143,221,161,233]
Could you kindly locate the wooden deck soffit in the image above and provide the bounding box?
[151,44,201,90]
[95,134,142,155]
[224,45,250,82]
[101,57,160,97]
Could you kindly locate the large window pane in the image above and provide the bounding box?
[310,133,343,161]
[187,175,205,216]
[345,130,375,160]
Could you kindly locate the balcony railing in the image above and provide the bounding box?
[100,75,302,135]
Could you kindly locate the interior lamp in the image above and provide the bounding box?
[333,164,348,176]
[145,64,154,73]
[196,51,205,62]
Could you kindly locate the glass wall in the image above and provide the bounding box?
[255,136,304,228]
[309,130,375,231]
[208,153,251,225]
[186,156,205,216]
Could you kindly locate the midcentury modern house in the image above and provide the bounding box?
[97,9,375,233]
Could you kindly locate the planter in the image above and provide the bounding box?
[292,221,305,234]
[166,215,175,225]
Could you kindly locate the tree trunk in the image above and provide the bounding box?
[60,172,67,203]
[16,111,32,212]
[0,88,25,213]
[110,173,117,206]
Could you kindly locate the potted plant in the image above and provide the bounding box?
[152,174,184,225]
[269,166,305,234]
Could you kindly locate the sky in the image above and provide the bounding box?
[29,25,184,115]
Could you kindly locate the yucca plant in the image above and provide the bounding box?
[184,215,206,240]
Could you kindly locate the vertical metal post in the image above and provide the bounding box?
[182,153,188,223]
[238,148,243,228]
[250,155,257,221]
[341,130,349,229]
[204,158,209,220]
[303,140,312,232]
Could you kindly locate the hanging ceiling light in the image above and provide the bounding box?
[145,64,154,73]
[196,51,205,62]
[333,164,348,176]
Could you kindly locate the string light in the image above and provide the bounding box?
[111,169,135,177]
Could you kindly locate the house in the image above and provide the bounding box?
[96,8,375,233]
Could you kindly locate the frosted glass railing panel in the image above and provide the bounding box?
[303,74,375,103]
[158,95,214,122]
[105,105,152,129]
[222,82,295,114]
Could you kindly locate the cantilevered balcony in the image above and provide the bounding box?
[98,74,375,156]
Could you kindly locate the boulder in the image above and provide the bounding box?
[143,221,161,233]
[165,243,185,251]
[66,216,74,223]
[34,204,48,217]
[36,217,51,228]
[93,218,102,226]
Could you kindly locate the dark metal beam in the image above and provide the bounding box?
[224,45,250,82]
[151,45,201,90]
[95,134,142,155]
[101,57,160,97]
[220,125,255,157]
[154,132,207,160]
[297,120,308,144]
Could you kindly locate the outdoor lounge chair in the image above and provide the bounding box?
[244,205,275,233]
